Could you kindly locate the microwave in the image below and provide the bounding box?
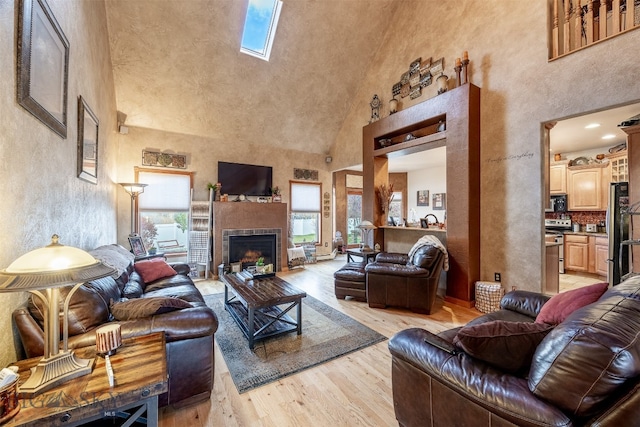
[548,194,567,212]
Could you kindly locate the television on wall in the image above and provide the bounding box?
[217,161,273,196]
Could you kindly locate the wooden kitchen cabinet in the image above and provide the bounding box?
[565,234,589,271]
[607,150,628,183]
[594,236,609,276]
[567,163,608,211]
[550,162,568,194]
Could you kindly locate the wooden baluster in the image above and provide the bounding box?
[625,0,634,31]
[586,0,594,44]
[613,0,621,33]
[553,0,560,58]
[599,0,608,39]
[575,0,583,49]
[564,0,572,53]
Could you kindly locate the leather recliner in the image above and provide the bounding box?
[365,245,445,314]
[12,244,218,408]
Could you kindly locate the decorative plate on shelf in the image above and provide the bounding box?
[571,156,590,166]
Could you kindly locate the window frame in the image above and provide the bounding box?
[240,0,283,62]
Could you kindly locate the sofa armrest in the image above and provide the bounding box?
[500,290,551,318]
[374,252,409,264]
[389,328,571,426]
[12,308,44,358]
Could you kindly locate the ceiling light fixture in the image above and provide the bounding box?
[584,123,600,129]
[602,134,616,140]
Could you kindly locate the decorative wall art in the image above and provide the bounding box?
[142,150,187,169]
[323,191,331,218]
[417,190,429,206]
[391,56,435,104]
[77,96,99,184]
[17,0,70,138]
[294,168,318,181]
[433,193,446,210]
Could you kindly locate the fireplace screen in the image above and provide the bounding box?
[228,234,277,269]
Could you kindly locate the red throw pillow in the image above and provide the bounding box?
[134,258,177,283]
[535,282,608,325]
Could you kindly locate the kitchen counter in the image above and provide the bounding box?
[563,231,607,237]
[380,225,446,253]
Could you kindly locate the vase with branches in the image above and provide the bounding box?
[377,183,395,214]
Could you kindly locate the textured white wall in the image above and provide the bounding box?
[0,0,119,366]
[331,0,640,291]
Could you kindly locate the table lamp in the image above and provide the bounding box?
[0,235,115,396]
[118,182,148,236]
[358,220,377,251]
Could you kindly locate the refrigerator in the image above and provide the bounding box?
[607,182,629,286]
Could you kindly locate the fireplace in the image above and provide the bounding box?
[228,234,276,268]
[222,228,282,271]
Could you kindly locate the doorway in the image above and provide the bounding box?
[347,189,362,248]
[544,102,640,293]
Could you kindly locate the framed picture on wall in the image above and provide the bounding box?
[17,0,70,138]
[417,190,429,206]
[77,96,99,184]
[433,193,446,210]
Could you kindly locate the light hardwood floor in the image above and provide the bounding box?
[158,255,481,427]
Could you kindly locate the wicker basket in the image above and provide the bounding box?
[475,281,504,313]
[0,376,20,424]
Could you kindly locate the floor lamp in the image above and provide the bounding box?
[0,235,115,396]
[119,183,148,236]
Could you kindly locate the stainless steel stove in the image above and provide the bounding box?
[545,219,571,273]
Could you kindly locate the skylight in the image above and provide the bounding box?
[240,0,282,61]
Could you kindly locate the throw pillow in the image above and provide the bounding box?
[535,282,608,325]
[110,297,192,321]
[453,321,554,374]
[134,258,177,283]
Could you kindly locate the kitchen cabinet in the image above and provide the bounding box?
[607,150,628,183]
[565,234,589,271]
[594,236,608,276]
[567,163,608,211]
[565,234,608,276]
[549,162,568,194]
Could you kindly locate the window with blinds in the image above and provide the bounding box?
[290,181,321,245]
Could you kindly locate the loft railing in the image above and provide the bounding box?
[550,0,640,59]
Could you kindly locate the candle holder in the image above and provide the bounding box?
[454,64,462,87]
[462,58,470,85]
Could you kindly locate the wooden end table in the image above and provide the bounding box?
[221,272,307,349]
[6,332,168,427]
[346,248,380,263]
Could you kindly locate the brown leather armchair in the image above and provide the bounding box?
[12,245,218,408]
[364,245,445,314]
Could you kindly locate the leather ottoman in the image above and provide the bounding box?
[334,262,367,301]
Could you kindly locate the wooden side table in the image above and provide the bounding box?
[6,332,168,427]
[346,248,380,263]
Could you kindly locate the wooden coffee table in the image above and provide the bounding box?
[222,273,307,349]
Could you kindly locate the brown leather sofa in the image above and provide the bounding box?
[388,279,640,426]
[12,244,218,408]
[364,246,445,314]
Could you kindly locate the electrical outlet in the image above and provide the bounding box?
[494,272,501,282]
[324,242,328,247]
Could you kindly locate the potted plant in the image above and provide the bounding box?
[207,182,221,201]
[270,186,281,202]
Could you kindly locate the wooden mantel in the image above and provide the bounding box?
[211,202,289,278]
[362,83,481,307]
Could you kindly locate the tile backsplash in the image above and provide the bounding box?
[546,211,606,225]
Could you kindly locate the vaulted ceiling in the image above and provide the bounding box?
[105,0,400,155]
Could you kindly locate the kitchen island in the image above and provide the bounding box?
[379,226,447,254]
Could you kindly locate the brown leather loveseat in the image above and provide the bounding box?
[364,245,445,314]
[12,244,218,408]
[388,279,640,426]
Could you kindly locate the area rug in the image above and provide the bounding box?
[205,293,387,393]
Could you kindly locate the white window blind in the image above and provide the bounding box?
[138,172,191,211]
[291,182,321,212]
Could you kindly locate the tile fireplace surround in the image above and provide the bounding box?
[212,202,288,278]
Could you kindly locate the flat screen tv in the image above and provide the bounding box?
[217,161,272,196]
